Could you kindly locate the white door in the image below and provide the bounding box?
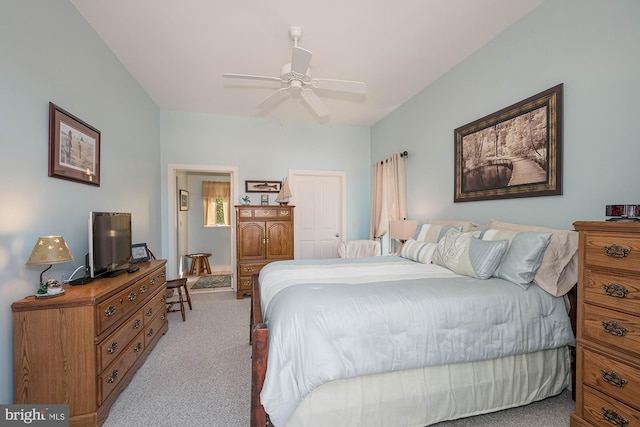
[291,170,345,259]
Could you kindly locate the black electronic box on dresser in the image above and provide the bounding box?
[571,222,640,427]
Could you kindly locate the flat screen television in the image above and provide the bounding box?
[88,211,132,278]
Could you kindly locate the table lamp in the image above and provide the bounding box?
[389,219,418,254]
[26,236,74,297]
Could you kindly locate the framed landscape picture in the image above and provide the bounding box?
[454,84,562,202]
[48,102,101,186]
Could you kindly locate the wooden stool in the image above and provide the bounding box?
[186,253,212,276]
[166,278,192,321]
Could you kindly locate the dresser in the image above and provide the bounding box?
[571,222,640,427]
[235,205,294,299]
[13,260,168,427]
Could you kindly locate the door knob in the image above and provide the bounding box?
[335,233,340,238]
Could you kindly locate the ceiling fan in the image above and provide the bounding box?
[223,26,366,118]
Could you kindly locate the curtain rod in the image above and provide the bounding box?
[379,151,409,165]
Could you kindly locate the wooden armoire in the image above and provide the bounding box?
[235,205,294,299]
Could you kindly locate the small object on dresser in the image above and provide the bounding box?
[605,204,640,221]
[26,235,74,298]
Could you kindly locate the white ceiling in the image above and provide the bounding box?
[70,0,543,127]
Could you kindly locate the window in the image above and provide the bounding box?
[202,181,230,226]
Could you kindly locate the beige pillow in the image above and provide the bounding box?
[427,219,480,232]
[488,220,578,296]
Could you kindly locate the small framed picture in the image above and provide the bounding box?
[261,195,269,205]
[179,189,189,211]
[131,243,151,263]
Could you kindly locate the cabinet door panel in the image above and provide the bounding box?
[266,221,293,259]
[238,222,265,259]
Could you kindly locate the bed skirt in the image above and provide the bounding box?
[283,346,571,427]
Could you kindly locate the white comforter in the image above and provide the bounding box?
[258,257,575,427]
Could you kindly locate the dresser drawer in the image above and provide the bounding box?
[583,304,640,358]
[583,386,640,427]
[144,307,167,347]
[584,269,640,316]
[253,209,277,218]
[142,289,167,325]
[582,347,640,409]
[239,262,267,278]
[98,331,145,404]
[96,282,143,335]
[97,311,144,372]
[144,267,167,296]
[584,232,640,273]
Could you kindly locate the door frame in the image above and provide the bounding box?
[289,169,347,259]
[167,164,239,288]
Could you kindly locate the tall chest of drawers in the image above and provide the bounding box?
[571,222,640,427]
[12,260,168,427]
[235,205,294,299]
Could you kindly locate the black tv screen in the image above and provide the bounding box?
[88,212,132,278]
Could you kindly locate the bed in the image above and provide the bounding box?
[250,220,579,427]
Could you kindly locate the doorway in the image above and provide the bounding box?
[167,164,239,291]
[290,170,346,259]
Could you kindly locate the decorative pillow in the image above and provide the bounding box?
[413,223,462,243]
[488,220,578,296]
[426,219,480,232]
[481,229,552,288]
[400,239,437,264]
[432,229,508,279]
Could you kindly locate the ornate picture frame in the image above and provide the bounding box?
[454,84,562,202]
[48,102,101,186]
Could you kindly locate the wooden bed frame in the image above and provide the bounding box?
[249,272,578,427]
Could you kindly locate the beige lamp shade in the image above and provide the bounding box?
[389,220,418,242]
[26,236,74,265]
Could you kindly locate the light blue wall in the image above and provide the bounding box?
[372,0,640,230]
[158,111,372,264]
[0,1,160,403]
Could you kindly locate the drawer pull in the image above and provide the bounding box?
[150,278,156,285]
[602,408,628,427]
[603,284,629,298]
[147,328,154,337]
[146,308,153,317]
[604,244,630,258]
[105,305,116,317]
[133,319,141,329]
[140,285,147,293]
[243,267,253,273]
[602,321,628,337]
[601,370,628,388]
[134,342,142,353]
[161,272,166,278]
[107,342,118,355]
[107,369,119,383]
[128,292,136,301]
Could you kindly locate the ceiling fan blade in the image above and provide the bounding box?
[291,46,312,77]
[223,73,282,83]
[301,89,329,118]
[255,88,289,110]
[310,78,366,94]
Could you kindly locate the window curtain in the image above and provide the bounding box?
[370,152,408,244]
[202,181,230,225]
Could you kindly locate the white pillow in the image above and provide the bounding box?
[400,239,437,264]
